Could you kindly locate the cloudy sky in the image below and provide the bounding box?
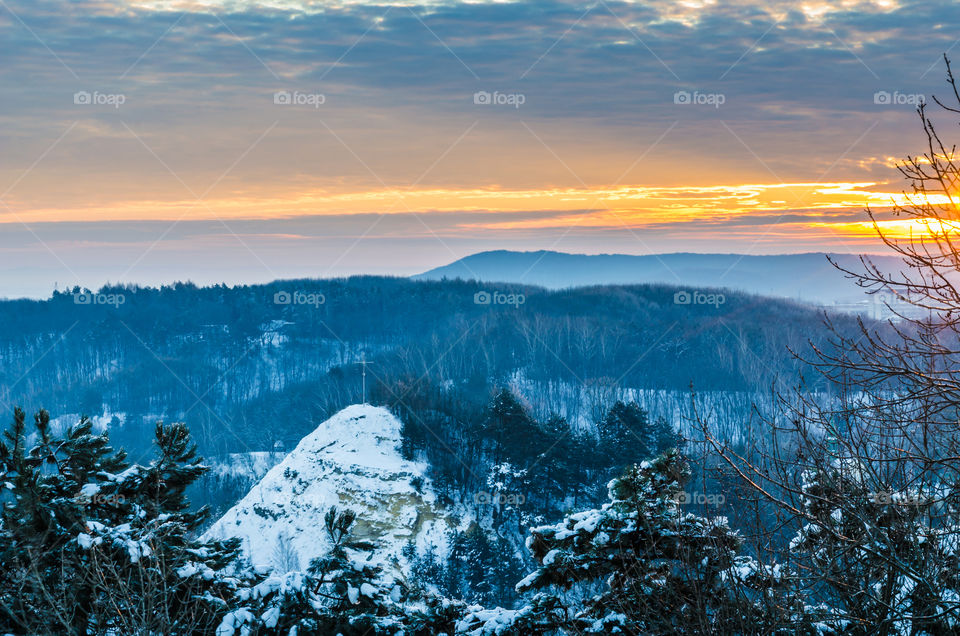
[0,0,956,297]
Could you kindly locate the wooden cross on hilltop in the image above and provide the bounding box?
[357,353,374,404]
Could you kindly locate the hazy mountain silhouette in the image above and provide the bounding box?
[415,250,905,305]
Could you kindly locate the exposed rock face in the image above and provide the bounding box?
[203,404,453,573]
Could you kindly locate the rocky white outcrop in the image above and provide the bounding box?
[203,404,454,573]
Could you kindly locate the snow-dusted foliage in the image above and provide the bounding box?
[15,397,960,634]
[477,450,808,635]
[785,458,960,633]
[214,506,464,635]
[0,407,464,635]
[0,408,247,634]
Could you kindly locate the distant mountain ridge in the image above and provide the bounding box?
[414,250,904,306]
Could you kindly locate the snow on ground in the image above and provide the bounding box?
[203,404,455,574]
[209,452,287,480]
[501,371,764,445]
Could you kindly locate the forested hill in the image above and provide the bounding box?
[0,276,865,456]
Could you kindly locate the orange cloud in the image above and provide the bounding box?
[4,181,953,250]
[0,181,895,222]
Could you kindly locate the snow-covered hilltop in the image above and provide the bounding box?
[203,404,454,573]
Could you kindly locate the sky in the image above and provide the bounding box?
[1,0,958,297]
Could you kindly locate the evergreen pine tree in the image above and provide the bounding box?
[491,451,806,635]
[597,400,652,467]
[0,409,244,634]
[481,389,539,465]
[529,413,575,511]
[648,415,680,455]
